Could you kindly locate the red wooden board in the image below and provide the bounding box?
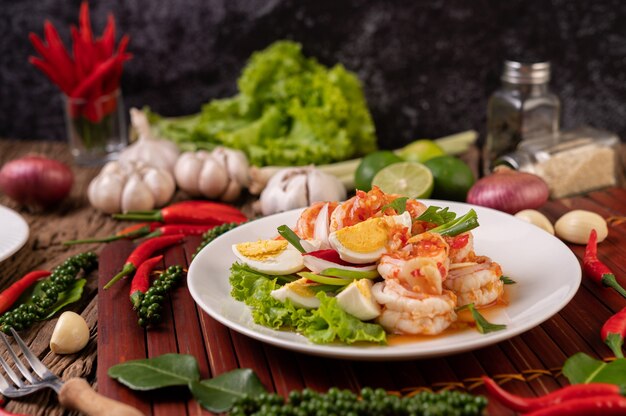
[97,188,626,416]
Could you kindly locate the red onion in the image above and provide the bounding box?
[0,155,74,209]
[467,166,549,214]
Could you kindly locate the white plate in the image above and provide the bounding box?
[188,201,581,360]
[0,205,29,263]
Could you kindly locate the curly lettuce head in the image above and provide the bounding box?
[150,40,377,166]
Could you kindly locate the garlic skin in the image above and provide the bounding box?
[174,147,249,202]
[555,210,608,244]
[515,209,555,235]
[50,311,90,355]
[259,167,346,216]
[118,108,180,174]
[88,161,176,214]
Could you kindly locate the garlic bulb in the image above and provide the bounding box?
[88,161,176,213]
[118,108,180,174]
[259,167,346,216]
[174,147,249,202]
[514,209,555,235]
[50,311,90,354]
[554,210,608,244]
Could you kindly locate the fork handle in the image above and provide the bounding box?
[58,378,144,416]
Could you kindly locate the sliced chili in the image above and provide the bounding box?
[103,234,184,289]
[129,255,163,309]
[601,306,626,359]
[0,271,51,314]
[583,229,626,299]
[482,376,623,413]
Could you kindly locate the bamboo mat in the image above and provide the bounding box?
[96,187,626,416]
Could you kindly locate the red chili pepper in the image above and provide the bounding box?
[142,224,217,239]
[583,229,626,299]
[63,222,159,245]
[482,376,623,413]
[601,306,626,359]
[0,270,51,314]
[523,394,626,415]
[129,255,163,309]
[112,201,247,224]
[103,234,185,289]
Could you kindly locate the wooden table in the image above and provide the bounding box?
[1,139,626,416]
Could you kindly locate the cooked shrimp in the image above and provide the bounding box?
[444,232,476,263]
[372,279,457,335]
[377,232,450,295]
[329,186,427,232]
[295,201,339,240]
[444,256,504,307]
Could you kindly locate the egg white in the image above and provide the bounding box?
[336,279,381,321]
[270,278,321,309]
[328,212,412,264]
[232,241,304,275]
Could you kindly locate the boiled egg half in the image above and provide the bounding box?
[232,239,304,275]
[328,212,412,264]
[336,279,381,321]
[270,278,321,309]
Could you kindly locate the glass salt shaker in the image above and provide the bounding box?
[483,60,561,175]
[495,126,623,198]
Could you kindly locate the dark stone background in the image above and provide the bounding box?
[1,0,626,149]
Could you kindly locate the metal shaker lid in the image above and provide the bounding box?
[501,60,551,85]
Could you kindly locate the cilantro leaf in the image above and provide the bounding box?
[416,206,457,225]
[380,197,408,214]
[457,303,506,334]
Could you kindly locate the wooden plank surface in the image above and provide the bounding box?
[1,138,625,415]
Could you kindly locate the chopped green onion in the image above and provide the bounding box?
[277,225,306,253]
[430,209,479,237]
[297,272,351,286]
[320,268,379,280]
[416,206,456,225]
[500,275,516,285]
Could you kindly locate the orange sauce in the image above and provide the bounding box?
[387,286,510,346]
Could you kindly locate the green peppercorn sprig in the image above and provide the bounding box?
[230,387,487,416]
[136,265,184,327]
[0,252,98,333]
[193,222,243,259]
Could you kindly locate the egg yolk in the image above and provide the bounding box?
[286,279,315,297]
[334,218,390,253]
[236,240,288,261]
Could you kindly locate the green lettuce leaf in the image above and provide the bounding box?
[229,263,386,344]
[149,41,377,166]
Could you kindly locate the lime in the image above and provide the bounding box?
[424,156,475,201]
[355,151,403,191]
[396,139,446,163]
[371,162,434,198]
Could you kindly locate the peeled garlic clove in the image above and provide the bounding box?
[555,210,608,244]
[515,209,555,235]
[50,311,90,354]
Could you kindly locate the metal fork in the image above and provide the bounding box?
[0,328,143,416]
